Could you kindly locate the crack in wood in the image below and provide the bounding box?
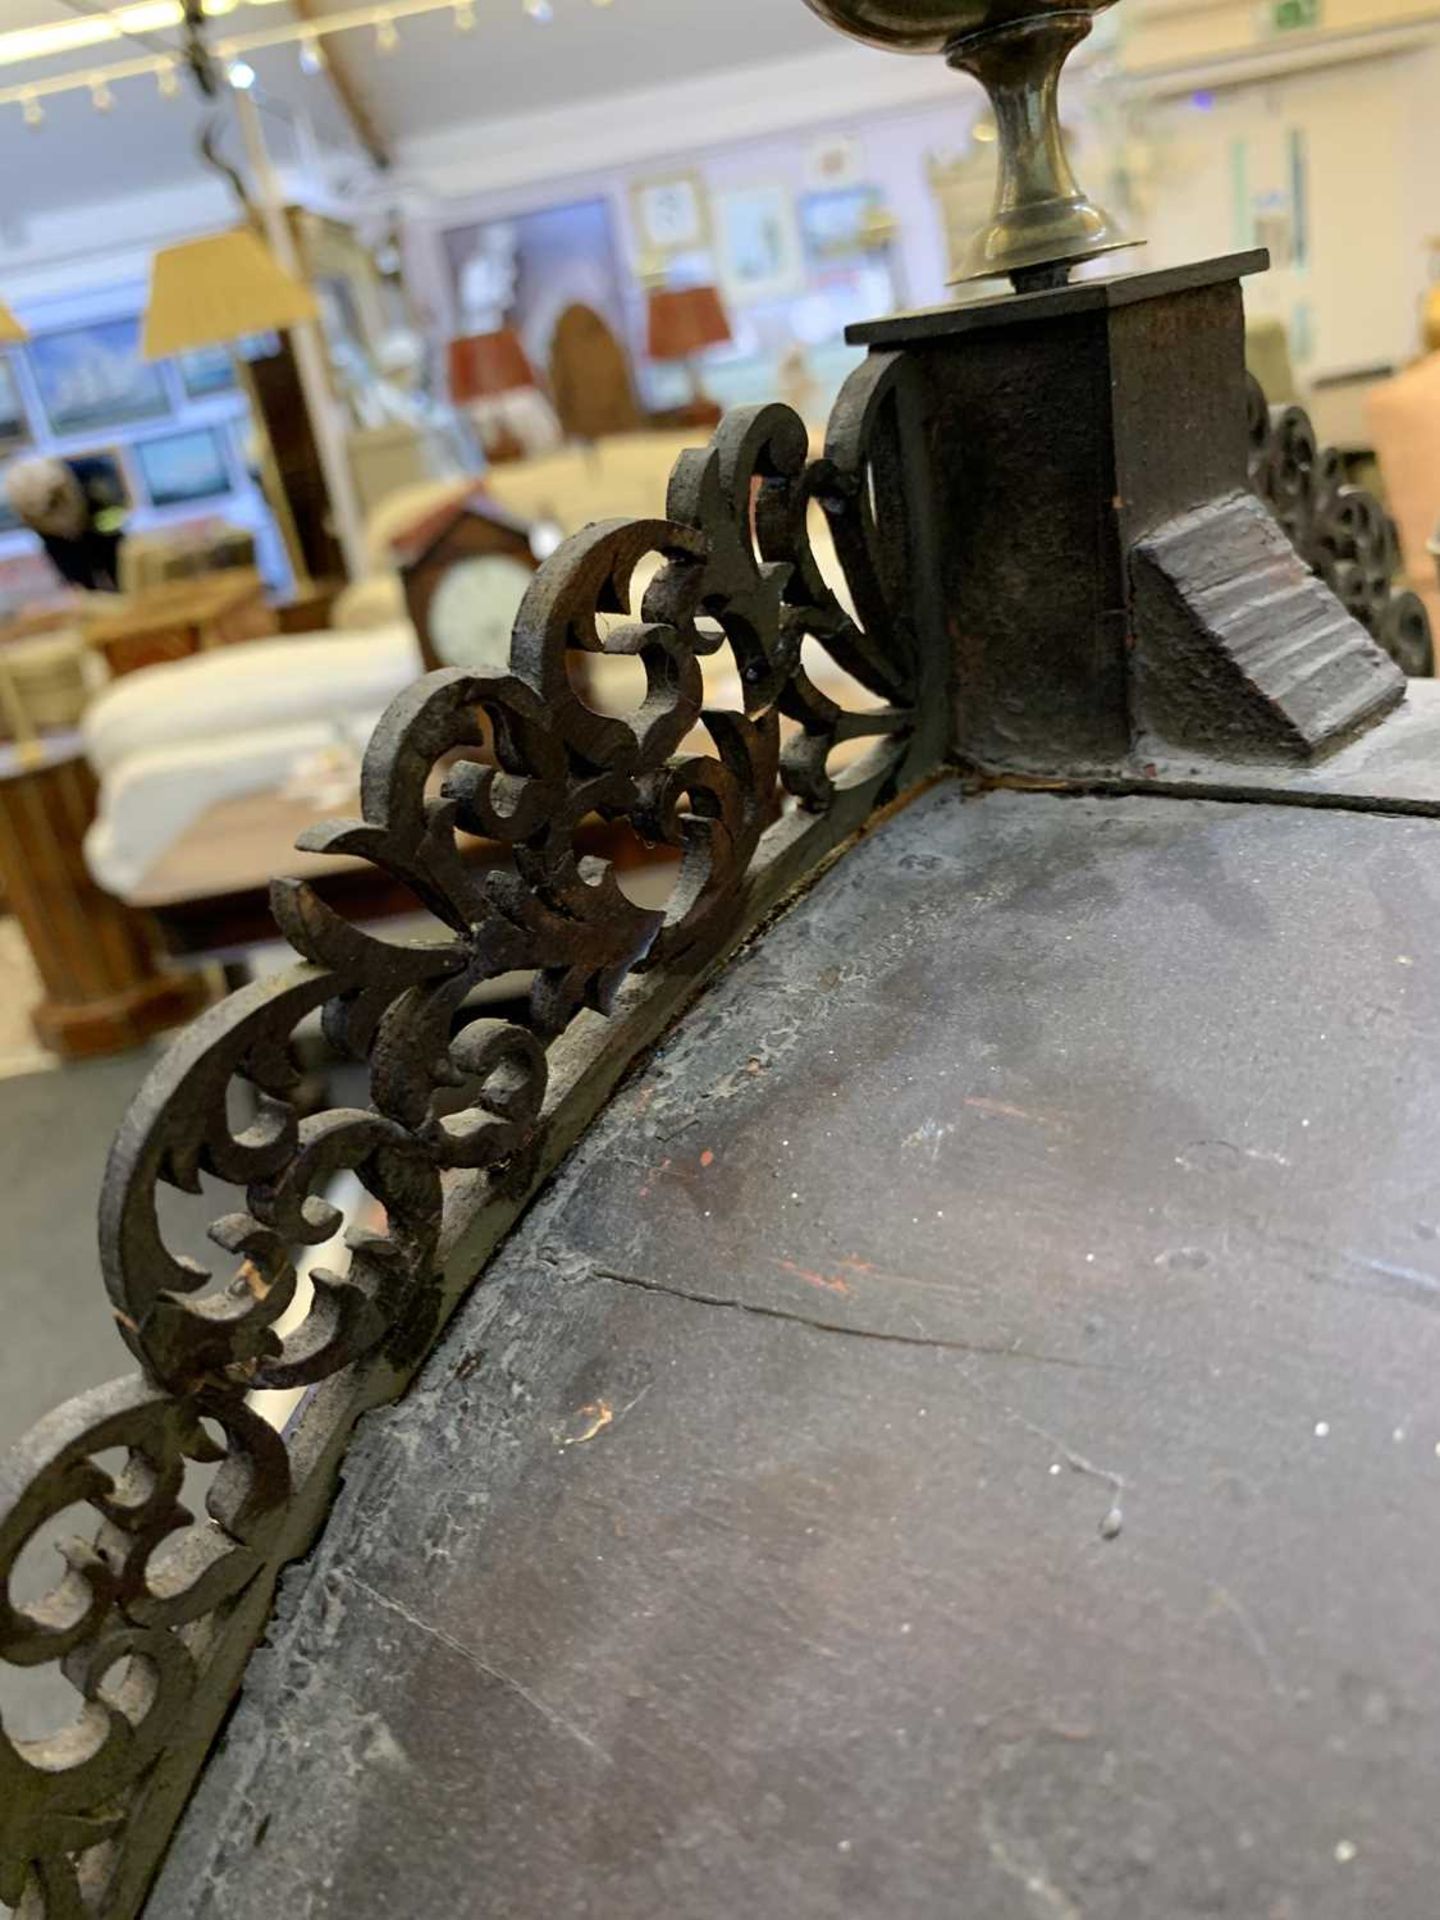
[347,1573,611,1763]
[568,1258,1098,1369]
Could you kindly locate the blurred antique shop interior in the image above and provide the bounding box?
[2,0,1440,1497]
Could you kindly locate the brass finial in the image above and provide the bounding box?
[801,0,1140,293]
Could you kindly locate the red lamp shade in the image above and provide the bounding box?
[646,285,732,362]
[449,327,535,402]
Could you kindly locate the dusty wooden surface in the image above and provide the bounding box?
[151,783,1440,1919]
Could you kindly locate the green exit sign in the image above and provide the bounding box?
[1269,0,1321,29]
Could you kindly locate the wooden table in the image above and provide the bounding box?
[130,783,462,959]
[0,600,84,647]
[274,576,346,635]
[129,781,662,964]
[127,677,873,964]
[82,569,277,678]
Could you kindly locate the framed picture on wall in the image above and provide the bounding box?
[177,333,280,400]
[715,186,807,306]
[133,427,231,508]
[928,148,998,283]
[805,134,867,192]
[0,354,31,450]
[445,200,631,372]
[630,172,711,257]
[294,212,390,367]
[177,345,237,400]
[27,317,171,437]
[800,187,891,264]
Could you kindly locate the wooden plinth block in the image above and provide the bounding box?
[1131,492,1405,761]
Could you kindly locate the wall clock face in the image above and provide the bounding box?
[427,553,534,671]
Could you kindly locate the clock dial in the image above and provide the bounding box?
[427,553,534,671]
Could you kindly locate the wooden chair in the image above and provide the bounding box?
[547,301,646,441]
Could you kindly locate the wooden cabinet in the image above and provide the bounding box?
[0,737,209,1059]
[82,570,277,678]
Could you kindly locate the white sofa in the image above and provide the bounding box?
[83,429,858,905]
[83,624,419,898]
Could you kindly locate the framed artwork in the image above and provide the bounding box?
[0,354,31,449]
[928,148,999,282]
[800,187,890,265]
[177,333,281,400]
[630,172,711,257]
[177,345,237,400]
[294,212,390,365]
[27,317,170,437]
[133,427,232,508]
[805,133,866,192]
[444,200,630,372]
[715,186,807,306]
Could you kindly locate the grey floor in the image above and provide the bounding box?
[0,1050,159,1457]
[0,1032,370,1770]
[0,1048,167,1866]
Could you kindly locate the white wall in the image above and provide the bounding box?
[0,93,355,322]
[393,43,963,209]
[1136,33,1440,379]
[1,179,233,319]
[404,105,970,342]
[392,44,1000,348]
[8,20,1436,405]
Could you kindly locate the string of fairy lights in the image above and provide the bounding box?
[0,0,616,124]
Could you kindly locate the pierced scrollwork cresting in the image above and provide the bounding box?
[1246,372,1435,677]
[1,358,931,1919]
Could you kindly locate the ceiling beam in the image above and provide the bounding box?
[290,0,391,171]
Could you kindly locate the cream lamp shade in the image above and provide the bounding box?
[141,227,319,359]
[0,298,27,344]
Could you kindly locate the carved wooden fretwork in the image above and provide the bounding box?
[0,364,936,1920]
[1247,373,1434,678]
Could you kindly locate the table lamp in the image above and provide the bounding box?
[449,328,543,461]
[646,284,732,426]
[141,227,318,357]
[449,327,535,406]
[141,227,320,587]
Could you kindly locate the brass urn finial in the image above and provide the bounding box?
[801,0,1140,293]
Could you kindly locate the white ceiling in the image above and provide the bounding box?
[0,0,845,220]
[0,3,353,221]
[308,0,834,135]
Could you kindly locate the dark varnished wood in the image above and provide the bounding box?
[154,784,1440,1920]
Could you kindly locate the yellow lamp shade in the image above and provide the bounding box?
[142,227,318,359]
[0,298,27,344]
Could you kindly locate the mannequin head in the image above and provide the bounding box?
[4,457,86,540]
